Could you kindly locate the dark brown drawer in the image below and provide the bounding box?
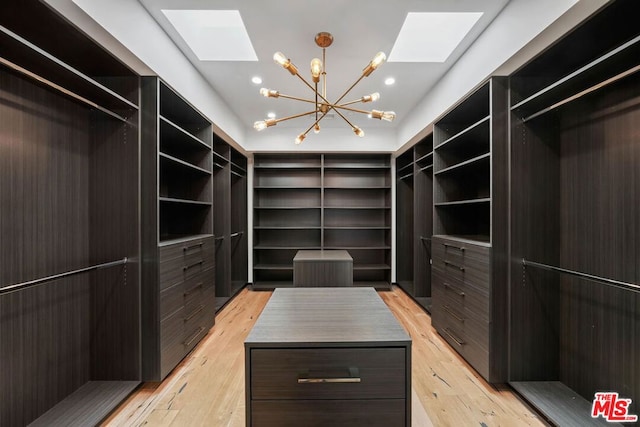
[432,236,490,290]
[159,252,214,290]
[250,399,406,427]
[159,236,214,263]
[251,348,406,400]
[160,307,185,378]
[160,281,183,321]
[432,268,489,322]
[182,321,209,353]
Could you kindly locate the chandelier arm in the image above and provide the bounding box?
[277,93,320,105]
[338,98,369,107]
[333,74,366,106]
[331,105,371,115]
[273,110,319,124]
[295,73,333,106]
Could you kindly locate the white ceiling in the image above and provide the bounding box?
[137,0,510,131]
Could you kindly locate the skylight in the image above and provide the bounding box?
[161,9,258,61]
[388,12,483,63]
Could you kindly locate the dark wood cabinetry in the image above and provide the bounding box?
[508,1,640,424]
[253,154,391,289]
[430,77,509,384]
[396,135,434,311]
[141,77,216,381]
[0,2,140,425]
[212,137,248,311]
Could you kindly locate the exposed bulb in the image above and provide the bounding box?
[310,58,322,83]
[362,92,380,103]
[313,123,321,134]
[353,126,365,137]
[254,120,267,131]
[370,52,387,69]
[381,111,396,122]
[362,52,387,77]
[273,52,288,66]
[260,88,279,98]
[294,133,306,145]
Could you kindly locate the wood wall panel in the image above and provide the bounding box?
[0,71,92,426]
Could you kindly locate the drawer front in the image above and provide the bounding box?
[160,281,183,321]
[432,268,489,322]
[433,308,490,380]
[160,307,185,378]
[159,237,215,289]
[431,237,490,289]
[250,399,406,427]
[183,267,214,312]
[251,348,406,400]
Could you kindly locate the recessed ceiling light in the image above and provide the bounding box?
[385,77,396,86]
[388,12,483,63]
[252,76,262,84]
[161,10,258,61]
[267,112,276,119]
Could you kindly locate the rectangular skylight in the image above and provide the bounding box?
[161,9,257,61]
[388,12,483,62]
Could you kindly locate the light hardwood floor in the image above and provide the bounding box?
[104,286,546,426]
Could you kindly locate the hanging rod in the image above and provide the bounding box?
[522,259,640,293]
[522,63,640,123]
[0,258,128,296]
[0,56,130,124]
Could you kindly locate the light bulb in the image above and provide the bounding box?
[353,126,364,137]
[370,52,387,69]
[294,133,306,145]
[362,52,387,77]
[260,88,279,98]
[313,123,321,134]
[310,58,322,83]
[381,111,396,122]
[362,92,380,103]
[254,121,267,131]
[273,52,288,66]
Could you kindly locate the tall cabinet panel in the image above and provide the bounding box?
[212,137,248,311]
[431,77,508,383]
[141,77,215,381]
[508,1,640,423]
[253,154,391,289]
[0,1,140,425]
[395,134,434,312]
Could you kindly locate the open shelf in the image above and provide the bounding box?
[160,152,211,176]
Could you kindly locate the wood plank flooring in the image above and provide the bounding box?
[103,286,546,426]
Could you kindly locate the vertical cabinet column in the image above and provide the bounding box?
[431,77,508,384]
[212,137,248,311]
[141,78,215,381]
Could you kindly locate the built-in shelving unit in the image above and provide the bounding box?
[141,77,215,381]
[212,137,248,311]
[0,1,140,425]
[253,154,391,289]
[430,77,509,384]
[395,134,434,312]
[508,1,640,423]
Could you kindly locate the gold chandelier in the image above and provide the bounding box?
[253,32,396,144]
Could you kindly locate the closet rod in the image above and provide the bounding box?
[522,259,640,293]
[0,258,128,295]
[0,56,130,123]
[522,63,640,123]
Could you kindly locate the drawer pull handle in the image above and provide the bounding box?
[443,327,465,346]
[298,367,361,384]
[183,326,205,347]
[184,304,204,321]
[443,305,465,323]
[444,260,465,271]
[444,283,465,297]
[184,282,203,297]
[183,242,204,251]
[183,261,203,271]
[443,243,465,252]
